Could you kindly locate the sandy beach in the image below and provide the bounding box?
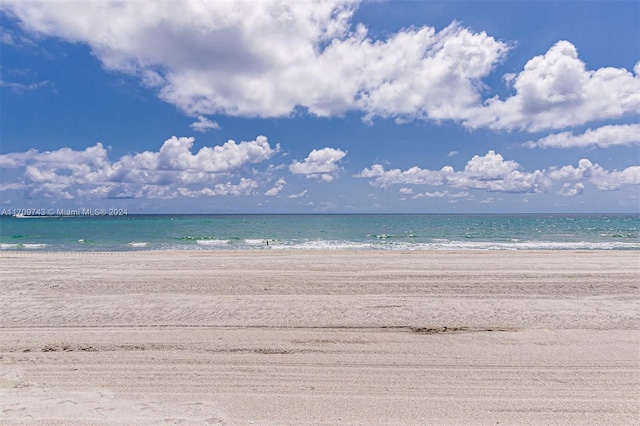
[1,250,638,425]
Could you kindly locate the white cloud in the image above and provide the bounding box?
[356,164,444,187]
[1,0,355,117]
[0,27,35,47]
[289,147,346,182]
[466,41,640,131]
[1,29,18,45]
[449,191,470,198]
[357,151,546,193]
[525,124,640,149]
[463,151,520,179]
[0,79,52,93]
[5,2,638,130]
[177,178,258,197]
[264,178,287,196]
[412,190,448,198]
[108,135,278,178]
[287,189,308,199]
[398,187,413,195]
[349,23,509,123]
[548,159,640,191]
[33,183,74,199]
[0,143,111,169]
[356,151,640,194]
[0,183,26,191]
[559,182,585,197]
[0,135,279,199]
[190,116,221,133]
[76,185,116,199]
[412,190,470,199]
[1,1,508,123]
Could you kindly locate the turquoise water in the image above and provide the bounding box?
[0,214,638,251]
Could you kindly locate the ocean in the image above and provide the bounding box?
[0,214,638,251]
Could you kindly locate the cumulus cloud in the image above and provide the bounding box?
[190,116,221,133]
[0,135,279,199]
[466,41,640,131]
[0,143,111,169]
[177,178,258,197]
[559,182,585,197]
[357,164,444,187]
[524,123,640,149]
[548,159,640,191]
[4,2,638,130]
[357,151,546,193]
[356,151,640,194]
[349,22,509,123]
[1,0,509,124]
[289,147,347,182]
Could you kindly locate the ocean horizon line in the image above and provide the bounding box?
[2,212,638,217]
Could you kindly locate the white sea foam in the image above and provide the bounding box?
[270,240,378,250]
[245,239,267,245]
[128,242,149,247]
[196,239,229,246]
[4,238,637,251]
[266,239,640,251]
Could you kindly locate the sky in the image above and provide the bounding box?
[0,0,639,214]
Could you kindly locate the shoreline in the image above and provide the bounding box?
[2,247,639,253]
[1,250,639,424]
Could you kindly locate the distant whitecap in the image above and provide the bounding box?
[22,243,48,249]
[128,242,149,247]
[196,239,228,246]
[244,239,266,245]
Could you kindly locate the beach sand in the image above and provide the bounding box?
[1,250,638,425]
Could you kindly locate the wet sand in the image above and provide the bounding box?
[1,250,639,424]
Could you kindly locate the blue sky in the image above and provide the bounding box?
[1,0,639,213]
